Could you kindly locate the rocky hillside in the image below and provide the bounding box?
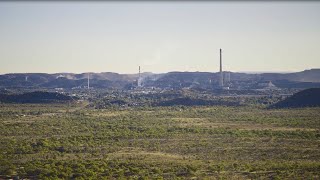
[270,88,320,108]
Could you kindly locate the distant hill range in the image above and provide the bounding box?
[270,88,320,108]
[0,69,320,89]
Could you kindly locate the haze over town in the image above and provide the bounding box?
[1,1,320,74]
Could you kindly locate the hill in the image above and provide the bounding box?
[0,91,74,103]
[270,88,320,108]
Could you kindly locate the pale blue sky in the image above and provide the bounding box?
[0,1,320,74]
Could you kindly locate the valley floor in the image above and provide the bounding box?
[0,104,320,179]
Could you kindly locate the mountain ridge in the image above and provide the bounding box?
[0,69,319,89]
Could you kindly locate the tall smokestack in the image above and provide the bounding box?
[138,66,142,87]
[88,73,90,89]
[219,49,224,87]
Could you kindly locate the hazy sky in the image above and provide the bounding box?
[0,1,320,74]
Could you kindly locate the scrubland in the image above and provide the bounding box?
[0,104,320,179]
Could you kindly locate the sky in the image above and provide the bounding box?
[0,1,320,74]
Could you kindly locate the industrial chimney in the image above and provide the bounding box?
[219,49,224,87]
[138,66,142,87]
[87,73,90,89]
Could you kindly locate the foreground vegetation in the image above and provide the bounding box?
[0,103,320,179]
